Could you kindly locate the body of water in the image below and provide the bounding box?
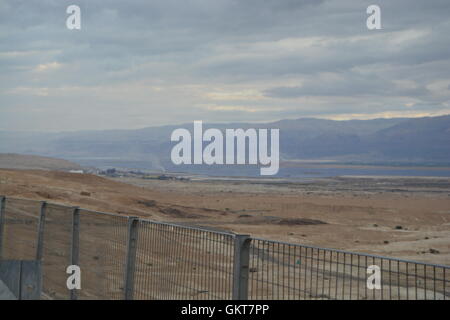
[73,158,450,178]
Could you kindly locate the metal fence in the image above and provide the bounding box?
[134,220,235,300]
[248,238,449,300]
[0,196,448,300]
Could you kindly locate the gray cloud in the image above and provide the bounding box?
[1,0,450,131]
[264,72,431,98]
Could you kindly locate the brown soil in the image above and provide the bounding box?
[0,168,449,265]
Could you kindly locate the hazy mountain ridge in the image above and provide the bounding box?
[1,115,449,171]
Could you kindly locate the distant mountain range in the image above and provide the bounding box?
[1,115,449,174]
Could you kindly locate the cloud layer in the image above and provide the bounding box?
[1,0,450,131]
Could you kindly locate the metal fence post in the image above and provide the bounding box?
[124,216,139,300]
[232,234,251,300]
[70,207,80,300]
[0,196,5,260]
[35,201,47,261]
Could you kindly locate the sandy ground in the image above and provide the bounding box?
[0,169,449,265]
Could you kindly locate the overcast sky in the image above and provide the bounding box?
[1,0,450,131]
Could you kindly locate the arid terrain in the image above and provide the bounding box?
[0,153,83,171]
[0,168,449,266]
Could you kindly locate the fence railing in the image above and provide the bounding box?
[248,238,448,300]
[0,196,448,300]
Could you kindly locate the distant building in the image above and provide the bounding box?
[69,170,84,174]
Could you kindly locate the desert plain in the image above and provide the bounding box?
[0,168,449,266]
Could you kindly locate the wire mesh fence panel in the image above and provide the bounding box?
[249,239,310,299]
[77,210,128,300]
[248,239,450,300]
[1,198,41,260]
[402,262,450,300]
[133,221,235,300]
[41,203,73,299]
[1,197,449,300]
